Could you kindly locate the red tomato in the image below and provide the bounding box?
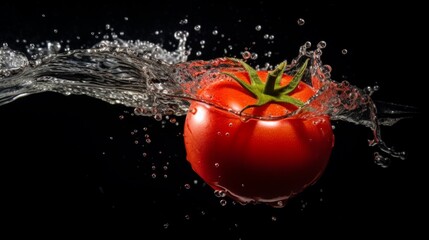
[183,59,334,206]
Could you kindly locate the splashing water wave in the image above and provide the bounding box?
[0,32,414,164]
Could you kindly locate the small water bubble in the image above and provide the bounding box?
[155,31,160,35]
[169,118,177,124]
[163,174,168,179]
[142,152,147,157]
[214,162,220,168]
[297,18,305,26]
[263,34,269,39]
[194,25,201,31]
[134,140,139,144]
[151,165,156,170]
[225,132,230,137]
[212,30,218,35]
[200,40,205,45]
[119,115,124,120]
[190,108,197,114]
[214,190,226,198]
[119,32,124,36]
[154,113,163,121]
[242,51,251,59]
[184,184,191,190]
[255,25,262,31]
[124,17,129,21]
[228,123,233,127]
[373,85,380,91]
[179,19,188,25]
[143,127,148,131]
[184,215,190,220]
[174,31,188,40]
[163,223,169,229]
[271,216,277,221]
[146,138,152,144]
[41,14,46,18]
[53,29,58,34]
[317,41,327,49]
[220,199,227,206]
[105,24,111,30]
[269,35,275,40]
[251,53,258,60]
[342,49,348,55]
[196,51,202,56]
[151,173,157,179]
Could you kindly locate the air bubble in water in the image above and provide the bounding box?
[194,25,201,31]
[212,30,218,35]
[255,25,262,31]
[342,49,348,55]
[220,199,227,206]
[179,19,188,25]
[196,51,202,56]
[297,18,305,26]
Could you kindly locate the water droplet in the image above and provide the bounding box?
[225,132,230,137]
[251,53,258,60]
[163,174,168,178]
[41,14,46,18]
[143,127,148,131]
[53,29,58,34]
[200,40,205,45]
[242,51,251,59]
[317,41,327,49]
[179,19,188,25]
[118,115,124,120]
[255,25,262,31]
[145,138,151,144]
[151,173,157,179]
[196,51,202,56]
[124,17,129,21]
[342,49,348,55]
[297,18,305,26]
[184,214,190,220]
[163,165,168,170]
[263,34,269,39]
[212,30,218,35]
[142,152,147,157]
[105,24,111,30]
[214,163,220,168]
[134,140,139,144]
[271,216,277,221]
[163,223,169,229]
[154,113,162,121]
[194,25,201,31]
[220,199,227,206]
[269,35,275,40]
[214,190,226,198]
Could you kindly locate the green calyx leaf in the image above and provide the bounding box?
[222,58,309,114]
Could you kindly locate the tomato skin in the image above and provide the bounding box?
[183,69,334,205]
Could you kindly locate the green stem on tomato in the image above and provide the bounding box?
[222,58,309,114]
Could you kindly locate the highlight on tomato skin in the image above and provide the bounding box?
[183,60,335,207]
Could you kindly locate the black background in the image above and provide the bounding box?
[0,1,426,238]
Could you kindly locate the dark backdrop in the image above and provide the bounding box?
[0,1,425,238]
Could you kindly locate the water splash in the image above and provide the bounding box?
[0,33,414,162]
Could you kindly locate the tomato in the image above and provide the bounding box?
[183,59,334,206]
